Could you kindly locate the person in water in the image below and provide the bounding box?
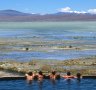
[37,71,44,81]
[25,72,35,80]
[62,71,74,79]
[49,71,57,80]
[25,72,35,84]
[76,72,82,81]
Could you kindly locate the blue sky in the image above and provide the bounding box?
[0,0,96,14]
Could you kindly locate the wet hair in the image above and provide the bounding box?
[28,72,33,76]
[76,73,81,78]
[67,71,71,76]
[39,71,43,75]
[52,71,56,75]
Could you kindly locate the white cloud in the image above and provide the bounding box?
[59,7,71,12]
[58,7,86,14]
[73,11,86,14]
[88,9,96,14]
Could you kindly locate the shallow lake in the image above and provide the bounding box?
[0,22,96,61]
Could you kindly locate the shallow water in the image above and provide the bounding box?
[0,79,96,90]
[0,22,96,61]
[0,50,96,61]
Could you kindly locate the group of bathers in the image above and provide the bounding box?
[25,71,81,81]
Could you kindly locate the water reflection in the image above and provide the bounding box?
[38,80,43,90]
[66,79,71,90]
[50,79,58,90]
[0,78,95,90]
[76,79,81,90]
[77,78,81,83]
[51,79,56,85]
[27,80,33,84]
[65,78,82,90]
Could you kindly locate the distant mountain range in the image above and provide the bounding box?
[0,10,96,22]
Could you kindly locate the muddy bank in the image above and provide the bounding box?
[0,71,23,77]
[0,56,96,76]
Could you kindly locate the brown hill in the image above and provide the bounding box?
[0,10,96,22]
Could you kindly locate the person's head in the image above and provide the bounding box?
[39,71,43,75]
[52,71,56,75]
[67,71,71,76]
[76,73,81,78]
[28,72,33,76]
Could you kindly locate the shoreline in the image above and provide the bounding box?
[0,56,96,77]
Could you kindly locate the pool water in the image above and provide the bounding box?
[0,79,96,90]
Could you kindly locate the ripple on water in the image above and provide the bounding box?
[0,79,96,90]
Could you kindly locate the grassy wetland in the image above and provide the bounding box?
[0,22,96,76]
